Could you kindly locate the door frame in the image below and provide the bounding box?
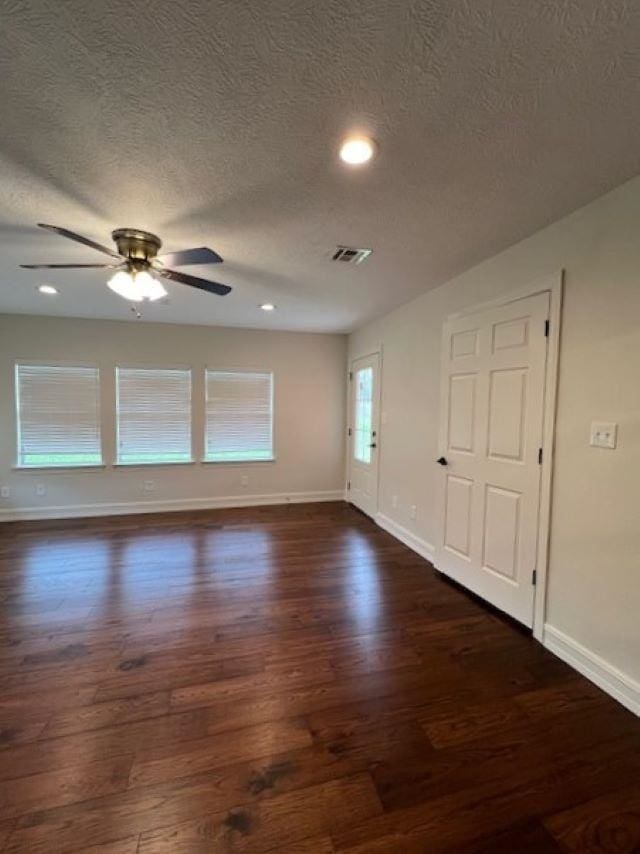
[436,271,563,641]
[346,347,383,518]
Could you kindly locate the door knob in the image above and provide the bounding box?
[436,456,448,466]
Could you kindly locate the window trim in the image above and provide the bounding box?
[203,366,276,465]
[113,460,196,468]
[200,457,275,466]
[14,361,104,470]
[115,364,194,466]
[12,465,107,472]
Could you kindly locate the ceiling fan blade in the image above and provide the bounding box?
[20,263,116,269]
[158,268,232,296]
[156,247,223,267]
[37,223,122,259]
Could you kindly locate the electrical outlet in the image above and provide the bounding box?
[410,504,417,520]
[590,421,617,449]
[143,480,155,492]
[0,486,10,499]
[36,483,46,497]
[391,495,398,509]
[240,475,249,487]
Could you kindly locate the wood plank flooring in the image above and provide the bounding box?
[0,501,638,852]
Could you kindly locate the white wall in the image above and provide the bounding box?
[0,316,347,517]
[349,175,640,704]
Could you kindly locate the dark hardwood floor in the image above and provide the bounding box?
[0,501,638,852]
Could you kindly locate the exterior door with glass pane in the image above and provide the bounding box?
[348,352,380,518]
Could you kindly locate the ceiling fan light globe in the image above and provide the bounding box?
[135,270,167,302]
[107,269,167,303]
[108,270,143,302]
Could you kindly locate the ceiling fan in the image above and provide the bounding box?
[20,224,232,303]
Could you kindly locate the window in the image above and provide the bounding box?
[353,366,373,464]
[116,367,192,464]
[15,364,102,467]
[205,370,273,462]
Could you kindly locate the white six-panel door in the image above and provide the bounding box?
[435,292,550,626]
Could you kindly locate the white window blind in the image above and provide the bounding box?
[15,364,102,468]
[205,370,273,462]
[353,366,373,464]
[116,367,192,464]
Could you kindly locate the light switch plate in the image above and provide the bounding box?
[590,421,617,449]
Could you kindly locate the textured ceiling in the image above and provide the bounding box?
[1,0,640,332]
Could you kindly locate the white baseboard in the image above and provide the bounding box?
[0,490,345,522]
[375,512,435,562]
[543,624,640,717]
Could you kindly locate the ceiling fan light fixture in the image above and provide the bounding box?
[107,270,142,302]
[107,269,167,303]
[135,270,167,302]
[22,224,232,298]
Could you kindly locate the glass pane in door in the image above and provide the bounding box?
[354,366,373,463]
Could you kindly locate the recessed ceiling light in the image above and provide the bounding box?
[339,136,375,166]
[37,284,59,295]
[260,303,276,311]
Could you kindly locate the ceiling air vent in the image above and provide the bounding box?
[331,246,372,265]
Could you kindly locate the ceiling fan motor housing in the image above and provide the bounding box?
[111,228,162,262]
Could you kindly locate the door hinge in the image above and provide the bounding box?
[347,481,351,490]
[349,371,353,381]
[544,319,550,337]
[348,427,352,436]
[532,569,537,586]
[538,447,543,465]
